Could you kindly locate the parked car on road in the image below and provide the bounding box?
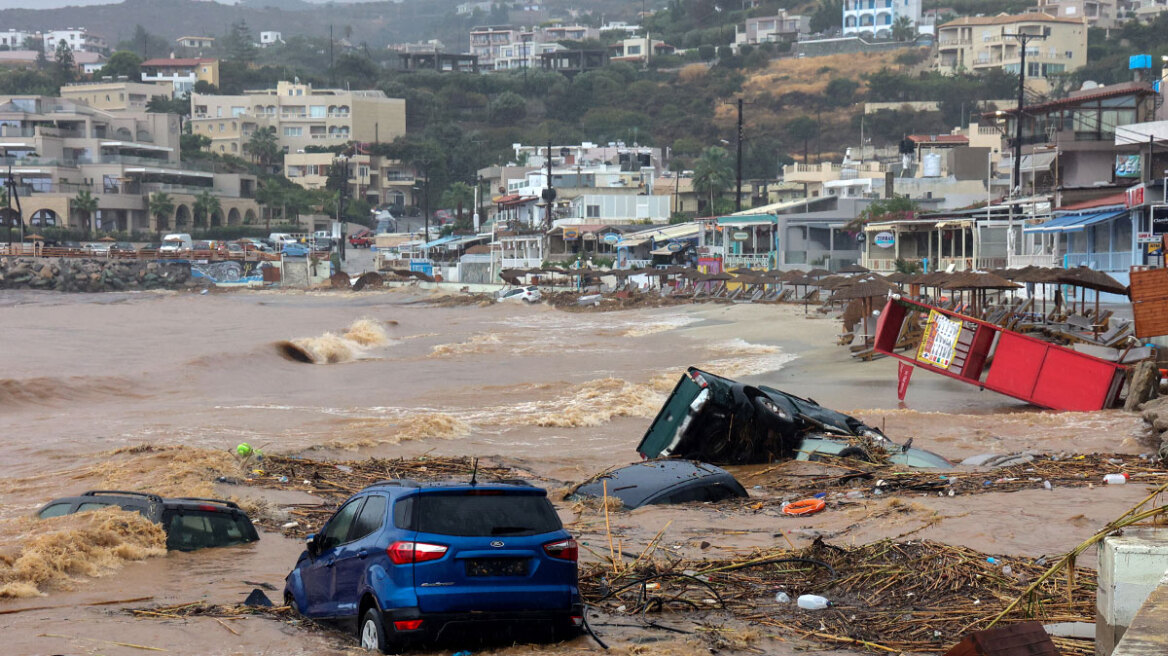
[349,229,373,248]
[573,460,748,509]
[497,285,541,303]
[37,490,260,551]
[638,367,951,468]
[159,233,192,254]
[110,241,136,255]
[85,242,111,255]
[284,480,582,653]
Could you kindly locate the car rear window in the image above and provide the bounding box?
[39,503,71,518]
[163,510,256,551]
[412,493,561,537]
[78,502,113,512]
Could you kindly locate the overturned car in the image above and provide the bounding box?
[637,367,950,468]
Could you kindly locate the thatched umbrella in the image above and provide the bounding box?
[838,263,870,275]
[883,271,911,285]
[830,276,897,340]
[942,272,1021,315]
[1056,266,1128,320]
[806,267,831,279]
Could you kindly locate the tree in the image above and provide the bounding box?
[787,116,819,163]
[180,130,211,158]
[97,50,141,80]
[488,92,528,125]
[810,0,844,34]
[71,189,98,237]
[193,80,218,94]
[668,158,687,216]
[825,77,859,107]
[692,146,733,213]
[243,126,279,170]
[148,192,175,231]
[192,191,222,228]
[147,94,189,116]
[221,20,258,65]
[891,15,915,42]
[439,181,475,230]
[119,25,168,60]
[849,195,919,229]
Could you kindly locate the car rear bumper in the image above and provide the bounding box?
[383,604,583,645]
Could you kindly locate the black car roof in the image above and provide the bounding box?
[575,460,740,508]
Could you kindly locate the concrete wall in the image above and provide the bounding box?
[1097,527,1168,656]
[795,36,928,58]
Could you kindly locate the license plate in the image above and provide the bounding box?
[465,558,528,577]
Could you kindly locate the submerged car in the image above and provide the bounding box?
[36,490,260,551]
[284,480,582,653]
[498,285,541,303]
[638,367,951,468]
[573,460,748,509]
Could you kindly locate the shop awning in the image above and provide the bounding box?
[1019,151,1057,173]
[420,234,460,249]
[1023,209,1128,233]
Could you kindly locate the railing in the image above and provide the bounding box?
[500,256,543,269]
[1009,253,1060,268]
[0,126,36,137]
[1065,251,1133,272]
[0,155,78,168]
[100,154,174,166]
[724,253,773,269]
[937,257,974,272]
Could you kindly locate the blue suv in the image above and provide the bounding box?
[284,480,582,653]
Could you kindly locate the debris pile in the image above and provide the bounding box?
[1136,396,1168,459]
[581,537,1097,655]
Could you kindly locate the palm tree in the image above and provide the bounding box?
[71,189,98,237]
[148,192,175,232]
[787,116,819,165]
[243,126,280,170]
[668,158,687,215]
[691,146,733,214]
[890,16,915,42]
[255,178,283,231]
[440,181,475,230]
[193,191,222,229]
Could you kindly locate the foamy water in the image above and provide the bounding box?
[278,318,395,364]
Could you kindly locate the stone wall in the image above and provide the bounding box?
[0,257,191,292]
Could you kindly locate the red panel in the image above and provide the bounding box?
[983,333,1047,400]
[1031,348,1123,411]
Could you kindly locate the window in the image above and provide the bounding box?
[231,106,246,117]
[39,503,71,518]
[350,495,387,541]
[414,494,561,537]
[319,499,363,550]
[586,204,600,218]
[627,44,641,54]
[219,122,225,131]
[309,105,326,118]
[78,502,112,511]
[283,126,302,136]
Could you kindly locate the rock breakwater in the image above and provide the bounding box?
[0,257,191,292]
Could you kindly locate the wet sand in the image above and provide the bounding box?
[0,288,1159,655]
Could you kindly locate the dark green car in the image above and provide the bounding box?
[636,367,951,469]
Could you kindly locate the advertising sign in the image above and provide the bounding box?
[874,231,895,248]
[1116,154,1142,179]
[1127,184,1146,208]
[563,227,581,240]
[896,361,914,401]
[1151,206,1168,234]
[602,233,619,244]
[1137,232,1159,244]
[731,231,750,241]
[916,309,963,370]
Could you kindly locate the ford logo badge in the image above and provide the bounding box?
[490,540,504,548]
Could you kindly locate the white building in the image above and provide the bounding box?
[0,29,33,50]
[842,0,922,38]
[259,31,284,47]
[41,28,106,53]
[468,24,598,71]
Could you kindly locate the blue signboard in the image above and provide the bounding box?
[410,260,434,276]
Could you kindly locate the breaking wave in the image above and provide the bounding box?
[620,315,702,337]
[0,375,138,409]
[276,318,394,364]
[0,508,166,598]
[90,445,240,498]
[428,333,502,358]
[504,378,665,428]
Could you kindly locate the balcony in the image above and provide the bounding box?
[1065,251,1132,273]
[0,155,78,168]
[1009,253,1060,268]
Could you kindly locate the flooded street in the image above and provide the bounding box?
[0,287,1157,655]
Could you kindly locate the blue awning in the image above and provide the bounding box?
[1023,210,1128,233]
[420,235,460,249]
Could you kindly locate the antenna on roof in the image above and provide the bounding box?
[470,458,479,486]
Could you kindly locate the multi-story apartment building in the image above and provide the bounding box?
[284,152,418,209]
[176,36,215,49]
[1033,0,1116,27]
[0,95,258,233]
[736,11,810,46]
[0,27,106,53]
[468,24,597,71]
[935,13,1086,92]
[140,57,220,97]
[259,32,283,47]
[609,37,675,63]
[189,81,406,157]
[60,81,174,112]
[843,0,922,38]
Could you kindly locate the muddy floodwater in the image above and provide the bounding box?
[0,287,1157,656]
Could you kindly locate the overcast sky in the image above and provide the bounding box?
[0,0,390,7]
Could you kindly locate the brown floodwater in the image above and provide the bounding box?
[0,287,1156,655]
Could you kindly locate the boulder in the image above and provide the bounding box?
[1125,360,1160,412]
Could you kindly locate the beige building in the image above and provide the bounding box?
[189,81,406,157]
[284,152,418,209]
[1033,0,1116,27]
[935,13,1086,92]
[140,57,220,97]
[176,35,215,49]
[60,81,174,112]
[0,95,258,233]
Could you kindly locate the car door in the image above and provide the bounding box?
[301,497,364,618]
[331,494,387,619]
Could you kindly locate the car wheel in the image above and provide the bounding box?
[284,592,300,616]
[838,446,873,462]
[359,607,390,653]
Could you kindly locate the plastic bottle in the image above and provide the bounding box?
[1104,473,1129,485]
[797,594,831,610]
[775,592,790,603]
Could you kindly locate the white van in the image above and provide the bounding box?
[159,233,192,254]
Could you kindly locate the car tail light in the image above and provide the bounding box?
[196,505,221,512]
[570,615,584,626]
[543,538,578,562]
[387,541,448,565]
[689,371,708,388]
[393,619,424,631]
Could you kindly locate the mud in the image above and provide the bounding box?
[0,291,1160,656]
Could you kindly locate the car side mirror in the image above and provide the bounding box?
[305,533,319,556]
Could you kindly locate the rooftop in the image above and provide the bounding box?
[939,11,1085,27]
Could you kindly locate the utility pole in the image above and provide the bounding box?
[735,97,744,212]
[1003,29,1046,196]
[541,140,556,229]
[329,25,335,87]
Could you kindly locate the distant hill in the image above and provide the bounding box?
[0,0,460,50]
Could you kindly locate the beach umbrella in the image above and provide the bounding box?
[25,233,45,240]
[942,272,1021,315]
[830,277,897,341]
[805,268,831,279]
[1056,266,1128,320]
[838,263,870,274]
[883,271,911,285]
[98,236,116,242]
